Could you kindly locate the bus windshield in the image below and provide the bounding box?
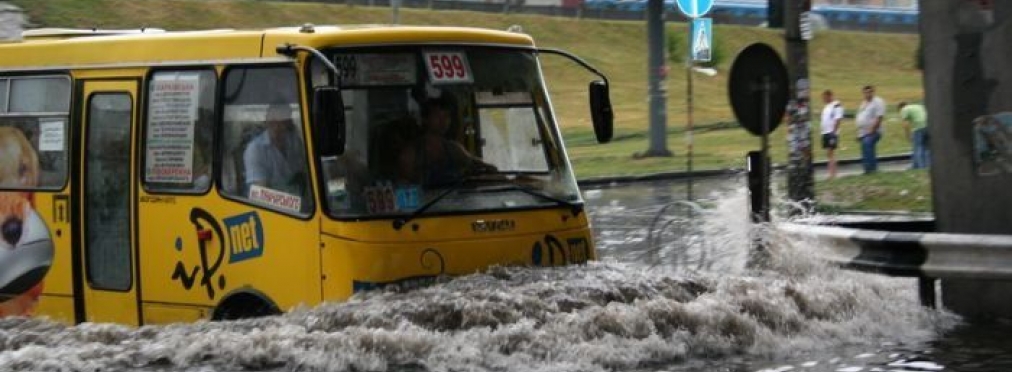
[312,47,582,219]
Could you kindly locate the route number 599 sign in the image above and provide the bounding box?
[424,51,473,84]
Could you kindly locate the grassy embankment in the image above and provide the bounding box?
[12,0,924,179]
[814,169,931,213]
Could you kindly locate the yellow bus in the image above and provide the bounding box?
[0,24,613,325]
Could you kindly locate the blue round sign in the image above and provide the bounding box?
[676,0,714,18]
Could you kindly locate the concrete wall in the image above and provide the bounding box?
[0,2,24,41]
[924,1,1012,235]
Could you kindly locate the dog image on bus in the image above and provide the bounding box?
[0,192,53,317]
[0,126,39,188]
[0,126,54,317]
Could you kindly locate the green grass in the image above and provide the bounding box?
[814,169,932,213]
[10,0,924,178]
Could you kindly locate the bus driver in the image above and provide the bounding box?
[398,95,496,186]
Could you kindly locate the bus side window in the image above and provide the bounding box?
[142,70,217,193]
[0,76,71,190]
[219,66,313,216]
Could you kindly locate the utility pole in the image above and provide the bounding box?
[643,0,673,157]
[784,0,814,212]
[392,0,401,24]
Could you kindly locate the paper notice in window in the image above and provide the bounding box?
[38,119,64,152]
[146,73,199,184]
[249,184,303,213]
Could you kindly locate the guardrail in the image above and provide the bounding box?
[777,220,1012,307]
[778,222,1012,280]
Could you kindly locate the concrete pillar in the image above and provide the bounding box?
[921,0,1012,320]
[941,279,1012,320]
[923,1,1012,235]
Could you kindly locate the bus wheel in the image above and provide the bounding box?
[212,291,280,320]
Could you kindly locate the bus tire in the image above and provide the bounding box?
[212,290,280,320]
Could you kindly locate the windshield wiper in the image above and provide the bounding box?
[491,184,584,217]
[391,169,584,230]
[392,167,490,230]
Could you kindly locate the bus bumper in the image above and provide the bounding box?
[319,227,595,300]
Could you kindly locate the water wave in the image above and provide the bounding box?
[0,186,959,371]
[0,260,956,371]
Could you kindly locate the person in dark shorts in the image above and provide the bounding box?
[820,89,844,180]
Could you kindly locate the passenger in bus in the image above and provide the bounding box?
[397,95,496,186]
[243,103,307,197]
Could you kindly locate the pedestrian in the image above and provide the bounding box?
[856,85,886,174]
[820,90,844,180]
[898,101,929,169]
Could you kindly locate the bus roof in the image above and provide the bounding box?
[0,25,536,70]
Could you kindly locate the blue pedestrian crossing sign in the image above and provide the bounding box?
[691,17,713,62]
[676,0,714,18]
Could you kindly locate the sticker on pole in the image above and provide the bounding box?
[676,0,714,18]
[424,51,473,84]
[691,18,713,62]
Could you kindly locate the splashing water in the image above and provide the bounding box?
[0,185,958,372]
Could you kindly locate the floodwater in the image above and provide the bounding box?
[1,173,1010,371]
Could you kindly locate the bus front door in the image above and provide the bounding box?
[76,80,140,325]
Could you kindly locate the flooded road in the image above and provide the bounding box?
[1,173,1008,372]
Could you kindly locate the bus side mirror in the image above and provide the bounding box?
[313,87,346,157]
[589,80,613,144]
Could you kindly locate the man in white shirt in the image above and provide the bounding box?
[820,90,844,180]
[856,85,886,174]
[244,103,308,200]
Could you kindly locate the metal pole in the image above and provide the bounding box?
[760,76,771,222]
[686,54,694,201]
[785,0,814,213]
[392,0,401,24]
[747,78,773,267]
[643,0,672,157]
[919,277,937,308]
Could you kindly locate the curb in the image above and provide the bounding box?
[578,168,740,187]
[577,153,912,187]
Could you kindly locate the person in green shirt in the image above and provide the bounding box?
[899,102,929,169]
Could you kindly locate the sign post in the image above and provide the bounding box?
[675,0,713,200]
[728,43,788,266]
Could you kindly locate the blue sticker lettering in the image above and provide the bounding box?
[396,186,420,210]
[224,212,264,263]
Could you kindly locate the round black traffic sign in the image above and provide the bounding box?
[728,43,789,137]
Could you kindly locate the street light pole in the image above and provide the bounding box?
[644,0,673,157]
